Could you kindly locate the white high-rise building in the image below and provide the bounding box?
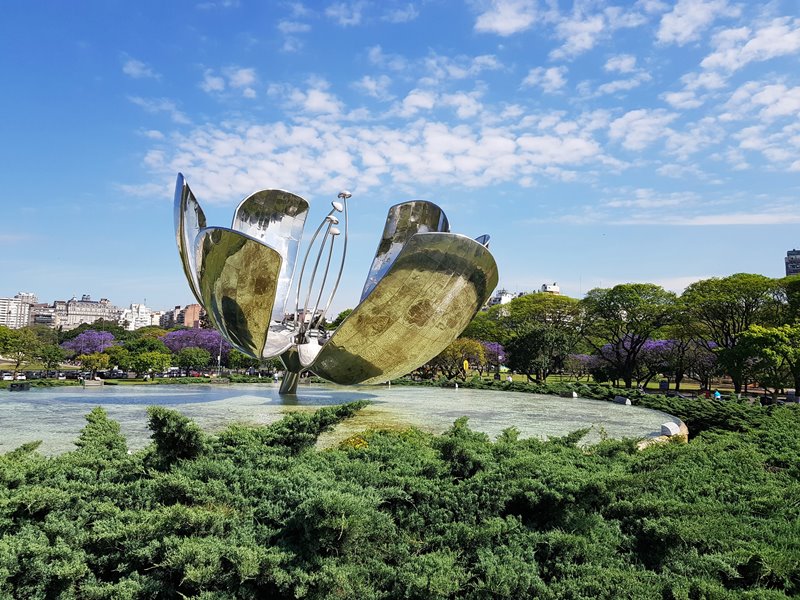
[119,303,155,331]
[0,296,31,329]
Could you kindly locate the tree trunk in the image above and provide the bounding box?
[674,372,684,391]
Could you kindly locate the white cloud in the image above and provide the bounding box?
[269,79,344,115]
[122,58,159,79]
[115,182,169,198]
[550,5,646,60]
[552,13,605,59]
[226,67,256,88]
[278,20,311,34]
[596,73,650,96]
[665,117,724,159]
[604,54,637,73]
[474,0,538,36]
[420,53,502,83]
[701,17,800,72]
[367,45,408,71]
[136,107,615,204]
[278,19,311,52]
[608,109,678,150]
[399,89,437,116]
[442,92,483,119]
[128,96,189,124]
[200,70,226,92]
[522,66,567,93]
[326,1,365,26]
[141,129,164,140]
[662,70,728,109]
[383,3,418,23]
[723,80,800,122]
[605,188,695,208]
[657,0,739,46]
[751,84,800,119]
[657,211,800,225]
[353,75,393,100]
[200,67,257,98]
[195,0,239,8]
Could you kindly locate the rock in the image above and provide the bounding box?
[661,422,681,436]
[613,395,631,405]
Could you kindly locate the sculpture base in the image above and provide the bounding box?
[280,371,300,394]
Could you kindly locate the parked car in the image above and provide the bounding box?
[1,373,13,381]
[15,374,26,380]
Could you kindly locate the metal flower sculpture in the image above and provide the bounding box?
[174,173,499,393]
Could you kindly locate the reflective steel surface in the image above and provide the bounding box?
[312,232,499,385]
[173,173,499,393]
[231,189,309,320]
[195,227,281,358]
[360,201,450,302]
[174,174,207,306]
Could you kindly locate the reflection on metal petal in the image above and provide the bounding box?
[360,201,450,303]
[195,227,282,359]
[174,174,207,306]
[262,323,295,359]
[231,189,309,320]
[311,232,498,385]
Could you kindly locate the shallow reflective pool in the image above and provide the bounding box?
[0,384,681,455]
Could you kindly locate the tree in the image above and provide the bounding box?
[228,348,260,372]
[4,328,41,375]
[58,319,126,343]
[160,328,229,360]
[37,344,66,373]
[481,341,506,377]
[581,283,676,388]
[327,309,353,330]
[461,310,501,342]
[127,325,168,340]
[682,274,777,393]
[130,351,172,378]
[77,352,110,378]
[123,336,169,355]
[564,354,595,381]
[776,274,800,324]
[177,347,212,372]
[0,325,14,356]
[430,338,486,380]
[26,324,58,346]
[493,294,581,344]
[740,324,800,395]
[104,345,132,371]
[507,324,577,382]
[61,330,116,356]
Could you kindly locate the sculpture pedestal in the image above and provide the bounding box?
[280,371,299,394]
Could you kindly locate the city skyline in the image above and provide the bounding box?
[1,1,798,314]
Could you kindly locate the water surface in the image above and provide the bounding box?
[0,384,680,455]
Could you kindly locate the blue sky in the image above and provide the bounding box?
[1,0,798,315]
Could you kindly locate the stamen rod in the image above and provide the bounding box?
[319,192,350,326]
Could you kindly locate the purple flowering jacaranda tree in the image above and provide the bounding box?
[61,330,116,356]
[160,329,231,362]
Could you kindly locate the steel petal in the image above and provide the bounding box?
[311,232,498,385]
[231,189,309,321]
[194,227,282,359]
[360,201,450,302]
[174,174,207,306]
